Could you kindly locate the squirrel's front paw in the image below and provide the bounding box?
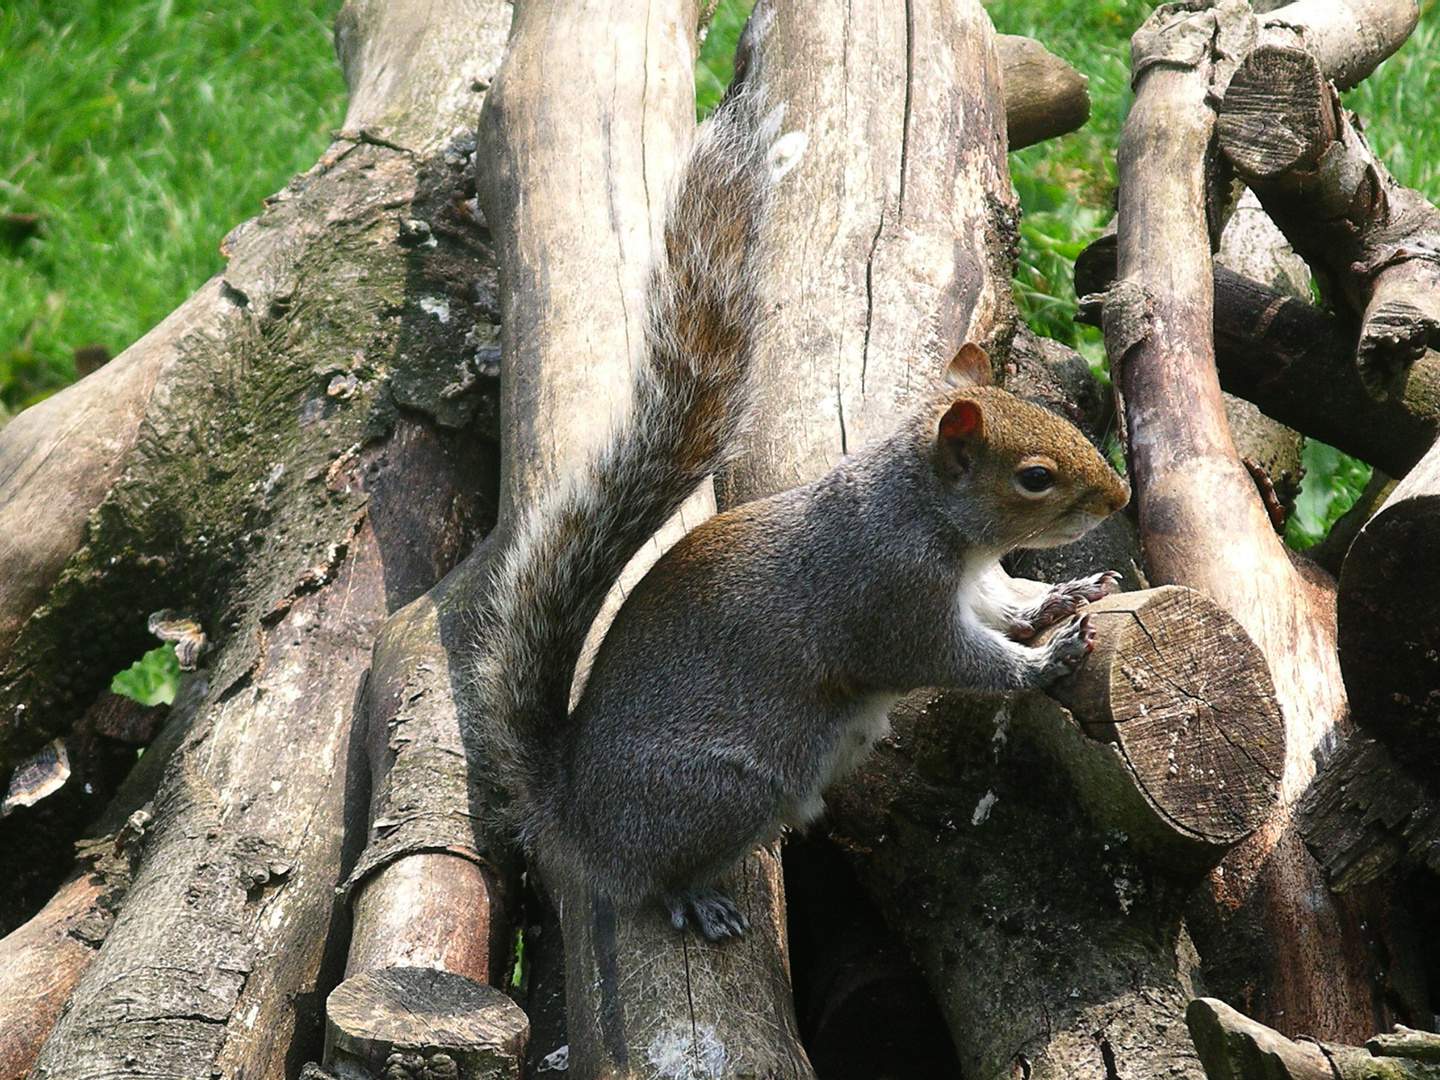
[1008,571,1121,641]
[1038,613,1096,683]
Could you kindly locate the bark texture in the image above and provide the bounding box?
[1076,234,1440,479]
[1188,997,1440,1080]
[1098,0,1421,1041]
[16,1,508,1075]
[469,0,814,1075]
[724,2,1217,1078]
[1337,437,1440,778]
[1217,27,1437,394]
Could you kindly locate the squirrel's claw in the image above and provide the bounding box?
[1009,570,1121,641]
[664,888,749,941]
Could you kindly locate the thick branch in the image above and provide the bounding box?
[1108,1,1365,1040]
[23,2,507,1074]
[996,34,1089,151]
[1076,235,1440,478]
[1188,997,1440,1080]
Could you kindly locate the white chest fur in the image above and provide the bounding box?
[779,691,899,829]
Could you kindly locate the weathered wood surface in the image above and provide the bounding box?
[718,0,1013,508]
[1337,436,1440,778]
[0,871,111,1080]
[829,691,1209,1080]
[1218,29,1439,394]
[1298,733,1440,892]
[996,33,1089,151]
[558,846,812,1080]
[466,0,817,1076]
[325,967,529,1079]
[1044,586,1284,869]
[0,673,208,1077]
[1104,0,1391,1040]
[0,304,171,677]
[18,0,508,1073]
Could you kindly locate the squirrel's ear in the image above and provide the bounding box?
[938,398,986,463]
[944,342,992,388]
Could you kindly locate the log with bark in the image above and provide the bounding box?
[1216,14,1436,396]
[5,0,1434,1075]
[1092,0,1416,1042]
[1,0,507,1075]
[996,34,1090,151]
[712,0,1287,1076]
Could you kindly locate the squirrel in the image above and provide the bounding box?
[471,54,1131,941]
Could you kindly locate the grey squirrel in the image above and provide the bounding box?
[471,62,1130,941]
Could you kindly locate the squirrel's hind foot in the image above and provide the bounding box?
[664,887,749,940]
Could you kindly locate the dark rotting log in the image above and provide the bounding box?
[1297,732,1440,892]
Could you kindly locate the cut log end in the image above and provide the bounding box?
[1048,586,1285,853]
[324,967,529,1080]
[1217,44,1336,181]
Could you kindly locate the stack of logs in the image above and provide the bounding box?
[0,0,1437,1078]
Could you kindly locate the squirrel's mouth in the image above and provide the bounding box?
[1026,512,1105,549]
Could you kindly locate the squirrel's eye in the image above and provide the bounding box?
[1016,465,1056,493]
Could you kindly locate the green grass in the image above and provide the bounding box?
[0,0,347,418]
[696,0,756,119]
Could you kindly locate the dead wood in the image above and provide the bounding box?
[1076,234,1440,478]
[558,846,812,1080]
[0,870,112,1080]
[1103,0,1387,1040]
[828,691,1210,1080]
[325,968,528,1079]
[18,0,507,1073]
[1336,435,1440,778]
[996,34,1090,151]
[0,309,171,677]
[461,0,818,1076]
[1187,996,1440,1080]
[1218,31,1440,394]
[1297,733,1440,891]
[1216,189,1306,516]
[0,671,209,1076]
[713,0,1219,1076]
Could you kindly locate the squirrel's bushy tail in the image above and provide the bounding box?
[472,70,786,838]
